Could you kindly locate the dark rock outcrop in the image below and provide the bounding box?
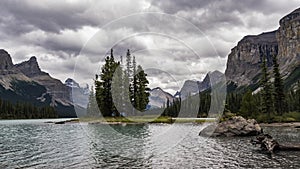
[199,116,262,137]
[0,49,14,70]
[252,134,300,153]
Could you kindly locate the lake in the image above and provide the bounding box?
[0,119,299,168]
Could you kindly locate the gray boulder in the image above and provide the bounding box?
[199,116,262,137]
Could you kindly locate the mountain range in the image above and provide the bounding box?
[1,7,299,116]
[225,7,300,91]
[150,7,300,106]
[0,50,88,117]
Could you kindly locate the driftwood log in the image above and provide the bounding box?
[251,134,300,153]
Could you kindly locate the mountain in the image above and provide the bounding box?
[177,70,224,99]
[179,80,200,99]
[225,8,300,90]
[0,49,80,117]
[148,87,174,108]
[65,78,80,88]
[15,56,72,106]
[65,78,89,108]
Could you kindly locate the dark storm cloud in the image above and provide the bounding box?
[151,0,299,15]
[0,0,94,34]
[0,0,298,92]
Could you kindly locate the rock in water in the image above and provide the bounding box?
[251,134,300,153]
[199,116,262,137]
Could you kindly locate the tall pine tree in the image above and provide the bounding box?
[95,49,119,116]
[272,53,286,115]
[260,55,273,121]
[136,65,150,111]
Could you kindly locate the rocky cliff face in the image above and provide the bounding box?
[225,31,278,86]
[15,56,48,78]
[0,50,32,89]
[15,56,72,105]
[277,8,300,76]
[225,8,300,87]
[0,49,13,70]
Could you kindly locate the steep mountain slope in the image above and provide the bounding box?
[0,49,78,117]
[225,8,300,90]
[149,87,174,108]
[65,78,89,108]
[179,80,200,99]
[225,31,278,86]
[15,57,72,106]
[0,50,32,89]
[177,70,224,99]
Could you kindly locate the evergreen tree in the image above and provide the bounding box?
[125,49,133,100]
[272,54,286,115]
[86,87,99,117]
[0,98,57,119]
[132,56,139,112]
[260,55,273,120]
[95,49,119,116]
[296,81,300,112]
[240,90,257,118]
[95,48,150,116]
[136,65,150,111]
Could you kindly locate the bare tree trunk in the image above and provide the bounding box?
[251,134,300,153]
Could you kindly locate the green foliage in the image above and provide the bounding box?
[239,90,258,117]
[0,98,57,119]
[94,49,150,117]
[135,65,150,111]
[95,49,120,116]
[272,54,286,115]
[260,55,273,119]
[86,87,99,117]
[256,112,300,123]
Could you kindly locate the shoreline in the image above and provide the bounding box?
[260,122,300,128]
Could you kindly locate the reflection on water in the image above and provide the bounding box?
[0,119,299,168]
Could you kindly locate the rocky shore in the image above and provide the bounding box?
[199,116,262,137]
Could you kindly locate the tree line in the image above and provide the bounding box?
[0,98,58,119]
[87,49,150,117]
[162,53,300,122]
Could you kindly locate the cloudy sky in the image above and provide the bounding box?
[0,0,299,94]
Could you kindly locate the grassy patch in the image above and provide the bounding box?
[79,116,216,124]
[256,112,300,123]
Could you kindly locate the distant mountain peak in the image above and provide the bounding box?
[65,78,80,88]
[149,87,174,108]
[15,56,47,78]
[29,56,37,62]
[0,49,13,70]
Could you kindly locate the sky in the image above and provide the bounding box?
[0,0,299,94]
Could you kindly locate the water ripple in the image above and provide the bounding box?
[0,120,299,168]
